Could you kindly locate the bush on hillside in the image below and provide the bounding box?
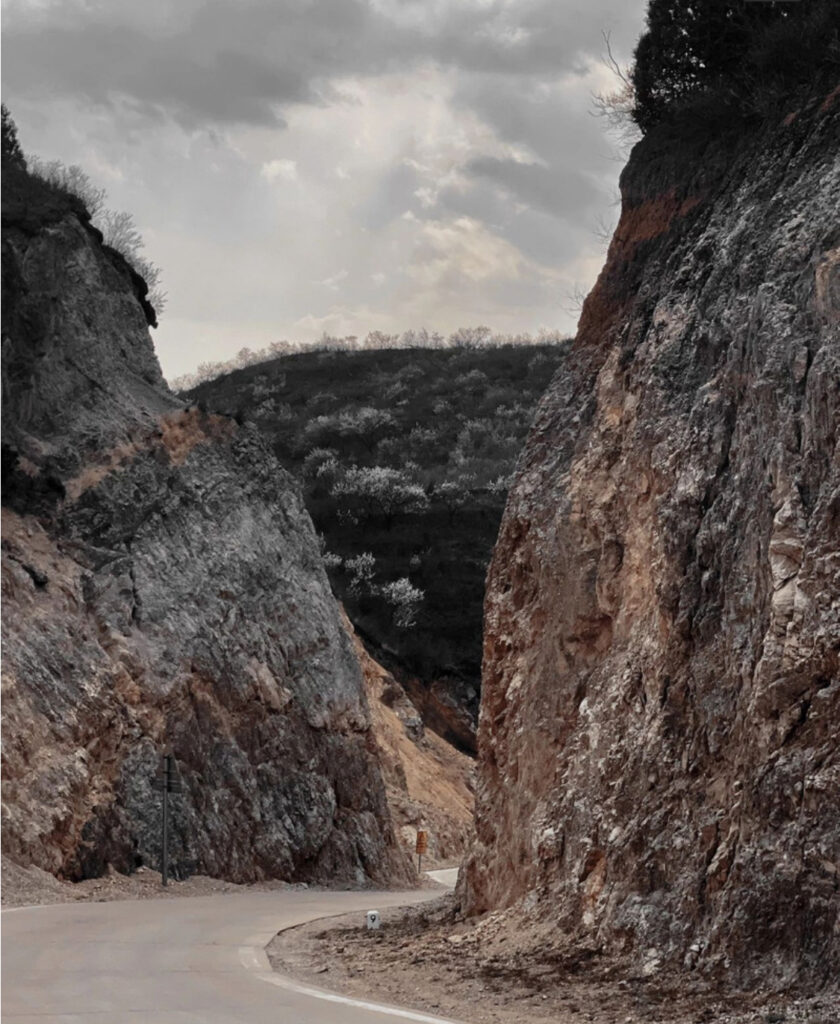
[97,209,167,316]
[334,466,429,527]
[303,447,340,479]
[302,407,397,454]
[26,156,107,217]
[346,552,377,595]
[435,480,471,522]
[381,578,425,629]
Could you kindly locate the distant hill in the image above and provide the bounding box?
[188,342,568,752]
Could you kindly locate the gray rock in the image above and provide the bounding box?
[1,190,410,886]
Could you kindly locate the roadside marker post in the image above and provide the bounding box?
[416,829,428,874]
[151,754,183,886]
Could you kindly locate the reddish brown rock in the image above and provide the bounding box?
[464,98,840,991]
[344,611,474,867]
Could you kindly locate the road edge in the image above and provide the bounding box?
[238,942,465,1024]
[238,872,466,1024]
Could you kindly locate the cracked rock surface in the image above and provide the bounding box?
[464,97,840,990]
[1,178,410,886]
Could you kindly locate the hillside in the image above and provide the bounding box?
[189,342,568,752]
[1,157,410,886]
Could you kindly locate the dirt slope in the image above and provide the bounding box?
[344,611,474,868]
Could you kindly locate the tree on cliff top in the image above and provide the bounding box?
[2,105,26,170]
[631,0,840,131]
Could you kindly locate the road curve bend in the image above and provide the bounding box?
[2,882,464,1024]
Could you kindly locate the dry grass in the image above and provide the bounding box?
[64,439,142,501]
[63,408,237,501]
[158,408,235,465]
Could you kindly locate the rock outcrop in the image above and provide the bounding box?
[344,612,474,866]
[1,166,410,886]
[464,95,840,991]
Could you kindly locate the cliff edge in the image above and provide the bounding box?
[464,94,840,990]
[1,164,410,885]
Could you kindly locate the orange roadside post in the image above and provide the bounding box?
[416,829,428,873]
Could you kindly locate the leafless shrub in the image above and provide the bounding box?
[27,156,166,318]
[27,156,107,217]
[592,33,642,151]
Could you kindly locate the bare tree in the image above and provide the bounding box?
[592,32,641,151]
[27,156,107,217]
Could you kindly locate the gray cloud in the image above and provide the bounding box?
[359,161,422,230]
[436,178,592,268]
[2,0,647,377]
[4,0,642,128]
[466,156,599,220]
[4,15,313,128]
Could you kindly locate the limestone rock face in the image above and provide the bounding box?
[1,184,410,885]
[464,98,840,989]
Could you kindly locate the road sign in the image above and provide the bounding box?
[416,829,428,874]
[152,778,183,792]
[152,757,183,794]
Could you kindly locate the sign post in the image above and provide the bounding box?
[162,766,169,886]
[152,754,182,887]
[415,829,428,874]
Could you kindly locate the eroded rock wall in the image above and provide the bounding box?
[464,96,840,989]
[344,612,474,866]
[1,182,410,885]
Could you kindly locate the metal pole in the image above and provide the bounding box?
[418,853,422,875]
[162,755,170,887]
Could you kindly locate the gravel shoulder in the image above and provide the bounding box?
[0,855,297,906]
[0,854,429,908]
[266,895,839,1024]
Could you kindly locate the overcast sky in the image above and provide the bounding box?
[3,0,647,380]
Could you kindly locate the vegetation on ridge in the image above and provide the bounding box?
[1,104,166,319]
[169,326,568,392]
[189,342,568,750]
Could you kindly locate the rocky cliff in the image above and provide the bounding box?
[464,93,840,991]
[344,611,474,867]
[1,165,410,885]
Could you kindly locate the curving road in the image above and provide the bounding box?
[2,872,462,1024]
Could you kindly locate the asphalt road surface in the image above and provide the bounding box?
[2,873,462,1024]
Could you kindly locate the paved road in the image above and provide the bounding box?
[2,879,462,1024]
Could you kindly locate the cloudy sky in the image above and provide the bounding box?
[3,0,647,380]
